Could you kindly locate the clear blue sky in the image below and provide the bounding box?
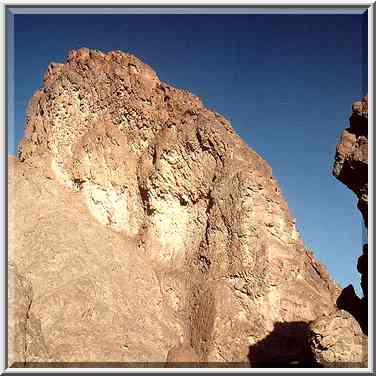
[10,13,367,295]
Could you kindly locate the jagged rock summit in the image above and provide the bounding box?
[9,48,339,366]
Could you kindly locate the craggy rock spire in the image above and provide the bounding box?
[10,48,339,366]
[333,95,368,330]
[306,96,369,368]
[333,95,368,226]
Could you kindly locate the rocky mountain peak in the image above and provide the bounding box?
[9,48,339,366]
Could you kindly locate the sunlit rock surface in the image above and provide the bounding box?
[9,48,339,367]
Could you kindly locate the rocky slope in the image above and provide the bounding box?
[9,48,340,367]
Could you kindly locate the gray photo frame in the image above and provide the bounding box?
[1,2,374,374]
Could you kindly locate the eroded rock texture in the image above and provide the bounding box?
[307,310,367,368]
[9,48,340,367]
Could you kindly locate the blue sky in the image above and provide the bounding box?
[10,13,367,295]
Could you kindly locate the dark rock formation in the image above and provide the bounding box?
[358,243,368,300]
[336,284,364,332]
[9,48,340,366]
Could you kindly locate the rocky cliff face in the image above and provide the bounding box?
[9,48,339,367]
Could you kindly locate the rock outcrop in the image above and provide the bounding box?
[332,95,368,332]
[307,310,367,367]
[9,48,340,367]
[307,96,369,368]
[333,95,368,226]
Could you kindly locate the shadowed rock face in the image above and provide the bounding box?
[9,48,339,366]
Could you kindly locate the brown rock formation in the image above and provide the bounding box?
[306,96,369,368]
[307,310,367,368]
[333,95,368,226]
[9,48,340,367]
[332,95,368,332]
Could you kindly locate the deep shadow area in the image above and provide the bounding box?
[336,251,368,335]
[247,321,318,367]
[336,285,363,325]
[357,243,368,335]
[349,113,368,138]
